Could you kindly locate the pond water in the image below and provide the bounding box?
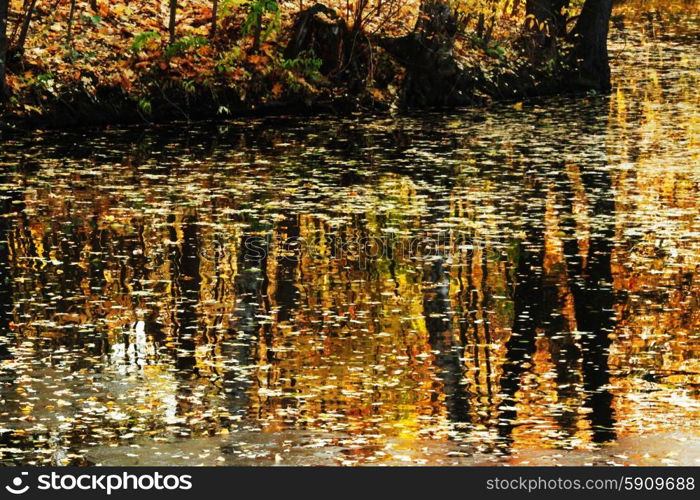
[1,4,698,466]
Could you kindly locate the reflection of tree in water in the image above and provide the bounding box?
[423,256,471,424]
[497,172,546,448]
[0,129,626,461]
[171,214,200,373]
[0,171,21,361]
[496,109,617,450]
[561,167,616,443]
[1,32,698,463]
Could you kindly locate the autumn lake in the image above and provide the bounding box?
[0,3,698,467]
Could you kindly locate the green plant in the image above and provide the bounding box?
[131,31,161,52]
[137,97,152,115]
[485,44,506,59]
[219,0,247,17]
[243,0,281,49]
[164,35,209,58]
[215,47,244,73]
[281,50,323,82]
[81,13,102,26]
[31,72,56,94]
[182,79,196,93]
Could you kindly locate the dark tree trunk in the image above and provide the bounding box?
[526,0,569,36]
[66,0,77,48]
[284,4,347,71]
[0,0,8,99]
[284,4,370,90]
[16,0,38,57]
[569,0,614,92]
[379,1,480,107]
[415,0,458,39]
[252,17,261,52]
[210,0,218,38]
[169,0,177,45]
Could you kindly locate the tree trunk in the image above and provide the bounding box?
[0,0,9,98]
[415,0,458,39]
[16,0,38,57]
[284,4,348,76]
[169,0,177,45]
[569,0,613,92]
[252,17,261,52]
[526,0,569,36]
[379,1,480,107]
[66,0,76,48]
[210,0,218,38]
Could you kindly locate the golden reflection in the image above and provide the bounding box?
[0,0,699,466]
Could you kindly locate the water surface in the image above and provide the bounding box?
[0,6,698,466]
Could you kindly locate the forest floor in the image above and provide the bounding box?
[0,0,692,130]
